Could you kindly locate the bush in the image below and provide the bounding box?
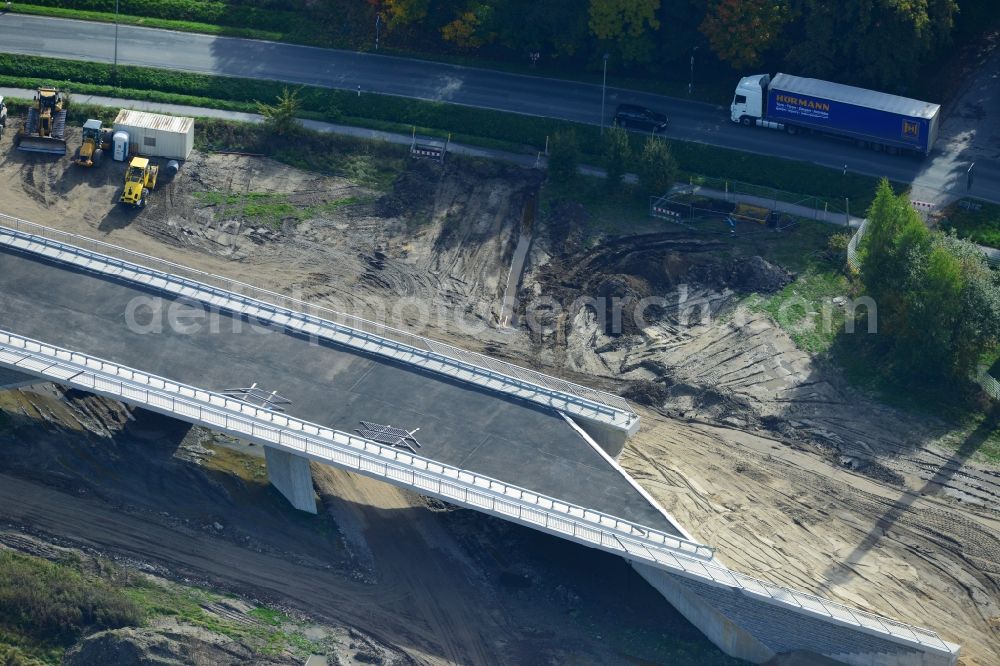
[547,130,580,186]
[0,552,142,648]
[602,125,630,192]
[257,87,302,136]
[0,644,46,666]
[636,136,678,197]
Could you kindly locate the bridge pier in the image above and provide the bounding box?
[264,447,317,514]
[0,368,43,391]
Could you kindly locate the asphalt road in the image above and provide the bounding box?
[0,13,999,203]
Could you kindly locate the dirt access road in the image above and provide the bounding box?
[0,125,998,663]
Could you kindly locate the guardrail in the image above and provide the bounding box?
[0,328,955,657]
[0,214,637,430]
[0,328,702,562]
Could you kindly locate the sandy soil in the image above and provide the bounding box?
[0,128,998,664]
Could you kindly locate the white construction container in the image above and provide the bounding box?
[113,109,194,160]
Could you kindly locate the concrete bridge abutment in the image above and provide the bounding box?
[632,563,958,666]
[570,416,629,459]
[264,447,318,514]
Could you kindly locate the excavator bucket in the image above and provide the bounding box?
[16,135,68,155]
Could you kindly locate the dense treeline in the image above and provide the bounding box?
[371,0,993,92]
[24,0,999,95]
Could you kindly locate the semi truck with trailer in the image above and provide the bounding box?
[730,73,940,155]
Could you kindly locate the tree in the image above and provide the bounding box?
[931,233,1000,379]
[898,241,964,378]
[588,0,661,63]
[603,125,631,192]
[860,179,930,336]
[700,0,794,68]
[489,0,590,58]
[378,0,430,30]
[547,130,580,186]
[636,136,677,196]
[441,3,495,48]
[257,87,302,136]
[785,0,957,90]
[859,179,1000,383]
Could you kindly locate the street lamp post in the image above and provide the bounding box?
[688,46,698,96]
[113,0,119,85]
[600,53,609,135]
[375,12,382,51]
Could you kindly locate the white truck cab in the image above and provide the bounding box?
[730,74,769,125]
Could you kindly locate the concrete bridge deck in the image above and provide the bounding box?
[0,216,959,665]
[0,244,675,534]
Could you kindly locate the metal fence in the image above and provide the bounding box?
[978,366,1000,401]
[0,214,636,427]
[0,328,955,656]
[846,218,870,272]
[686,175,853,224]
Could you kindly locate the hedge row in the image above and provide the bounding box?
[0,53,884,207]
[15,0,314,34]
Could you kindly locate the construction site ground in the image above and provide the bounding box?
[0,125,997,665]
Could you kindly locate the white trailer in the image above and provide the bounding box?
[113,109,194,160]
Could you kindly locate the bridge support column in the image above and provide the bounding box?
[570,417,628,459]
[264,447,317,514]
[0,368,42,391]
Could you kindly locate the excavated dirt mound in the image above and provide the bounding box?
[622,379,672,407]
[731,255,793,293]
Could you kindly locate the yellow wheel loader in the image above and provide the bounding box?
[73,119,110,167]
[15,87,68,155]
[119,157,158,208]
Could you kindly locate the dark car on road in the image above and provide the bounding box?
[613,104,669,133]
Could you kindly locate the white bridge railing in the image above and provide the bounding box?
[0,215,636,430]
[0,329,956,656]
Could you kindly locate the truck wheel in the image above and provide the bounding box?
[93,149,103,166]
[786,125,798,135]
[740,117,752,127]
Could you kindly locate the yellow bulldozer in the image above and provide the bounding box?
[73,119,110,167]
[119,156,158,208]
[15,87,68,155]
